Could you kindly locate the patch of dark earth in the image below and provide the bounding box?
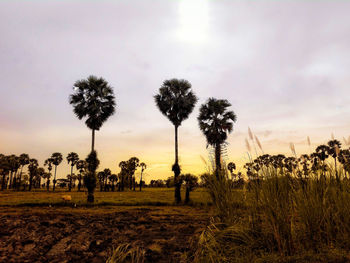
[0,207,209,263]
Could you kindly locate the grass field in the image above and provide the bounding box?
[0,187,211,206]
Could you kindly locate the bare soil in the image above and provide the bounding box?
[0,206,209,263]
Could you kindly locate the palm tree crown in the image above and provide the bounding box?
[70,75,116,131]
[198,98,237,146]
[154,79,198,127]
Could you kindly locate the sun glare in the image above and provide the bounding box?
[177,0,209,44]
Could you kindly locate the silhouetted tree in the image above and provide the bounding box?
[76,160,86,191]
[227,162,236,180]
[103,168,111,191]
[28,159,38,191]
[154,78,198,203]
[119,161,127,191]
[18,154,30,190]
[67,152,79,192]
[127,157,139,191]
[139,162,147,191]
[51,152,63,192]
[44,157,54,191]
[327,139,341,180]
[182,173,198,204]
[69,75,116,152]
[110,173,117,191]
[0,155,10,190]
[198,98,237,177]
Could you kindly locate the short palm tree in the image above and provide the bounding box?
[103,168,111,191]
[154,78,198,203]
[51,152,63,192]
[44,157,54,191]
[66,152,79,192]
[119,161,127,191]
[139,162,147,191]
[327,139,341,179]
[18,154,30,190]
[69,75,116,152]
[198,98,237,177]
[76,160,86,191]
[28,159,38,191]
[227,162,236,180]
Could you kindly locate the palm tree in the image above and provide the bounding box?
[110,174,117,191]
[69,75,116,152]
[182,174,198,204]
[0,155,10,191]
[139,162,147,191]
[119,161,127,191]
[18,154,30,191]
[315,145,329,178]
[227,162,236,180]
[103,168,111,191]
[51,152,63,192]
[44,157,54,191]
[154,78,198,203]
[8,155,19,189]
[198,98,237,177]
[327,139,341,179]
[127,157,139,191]
[66,152,79,192]
[36,167,45,189]
[76,160,86,191]
[28,159,38,191]
[42,172,51,190]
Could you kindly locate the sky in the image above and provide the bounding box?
[1,0,350,182]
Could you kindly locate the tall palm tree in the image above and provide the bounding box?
[44,157,54,191]
[28,159,38,191]
[51,152,63,192]
[198,98,237,177]
[18,154,30,191]
[76,160,86,191]
[139,162,147,191]
[66,152,79,192]
[154,78,198,203]
[69,75,116,152]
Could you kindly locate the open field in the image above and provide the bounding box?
[0,188,211,207]
[0,206,209,263]
[0,188,212,263]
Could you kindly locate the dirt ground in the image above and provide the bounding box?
[0,206,209,263]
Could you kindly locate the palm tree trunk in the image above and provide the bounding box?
[47,179,50,191]
[185,186,190,204]
[53,166,57,192]
[174,125,181,203]
[215,143,221,178]
[91,129,95,152]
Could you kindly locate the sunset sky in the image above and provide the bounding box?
[1,1,350,182]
